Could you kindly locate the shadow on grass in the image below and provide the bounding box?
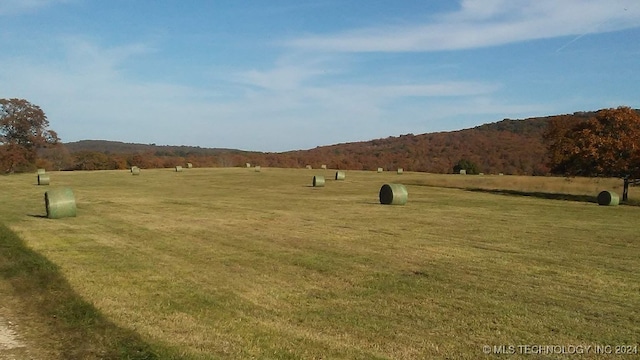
[0,223,162,360]
[466,187,598,203]
[465,188,603,204]
[407,181,640,206]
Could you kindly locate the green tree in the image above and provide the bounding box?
[544,106,640,178]
[0,98,59,172]
[453,158,480,174]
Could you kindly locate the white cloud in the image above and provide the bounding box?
[286,0,640,52]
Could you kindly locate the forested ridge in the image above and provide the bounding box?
[37,109,636,175]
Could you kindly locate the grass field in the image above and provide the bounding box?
[1,168,639,359]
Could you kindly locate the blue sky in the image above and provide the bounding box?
[0,0,639,152]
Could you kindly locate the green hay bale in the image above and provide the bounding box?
[255,166,261,172]
[186,163,193,169]
[37,174,50,185]
[377,167,383,173]
[45,188,77,219]
[131,166,140,175]
[459,169,467,175]
[175,166,183,172]
[597,190,619,206]
[397,168,403,175]
[312,175,325,187]
[379,183,408,205]
[321,164,327,169]
[335,171,345,180]
[37,168,46,175]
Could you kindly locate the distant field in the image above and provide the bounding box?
[1,168,639,359]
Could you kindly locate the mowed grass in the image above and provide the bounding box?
[1,168,639,359]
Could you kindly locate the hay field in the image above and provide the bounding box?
[1,168,639,359]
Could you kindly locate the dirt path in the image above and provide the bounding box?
[0,316,30,360]
[0,279,50,360]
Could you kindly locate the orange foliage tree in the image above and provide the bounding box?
[545,107,640,178]
[0,98,59,172]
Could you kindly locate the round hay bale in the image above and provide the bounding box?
[321,164,327,169]
[459,169,467,175]
[186,163,193,169]
[37,168,46,175]
[255,166,261,172]
[131,166,140,175]
[312,175,325,187]
[397,168,403,175]
[306,165,312,169]
[175,166,183,172]
[246,163,251,168]
[37,174,50,185]
[597,190,619,206]
[45,188,77,219]
[377,167,383,173]
[379,183,408,205]
[335,171,345,180]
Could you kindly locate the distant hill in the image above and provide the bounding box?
[57,109,629,175]
[64,140,245,155]
[275,111,602,174]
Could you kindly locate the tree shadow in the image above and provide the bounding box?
[465,188,599,203]
[0,223,162,359]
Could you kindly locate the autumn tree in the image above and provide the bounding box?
[0,98,59,173]
[544,106,640,178]
[38,144,73,170]
[71,151,120,170]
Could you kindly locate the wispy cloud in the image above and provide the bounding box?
[0,37,218,142]
[233,57,336,91]
[286,0,640,52]
[1,1,604,151]
[233,52,498,97]
[0,35,522,151]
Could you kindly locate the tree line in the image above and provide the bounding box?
[2,98,639,179]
